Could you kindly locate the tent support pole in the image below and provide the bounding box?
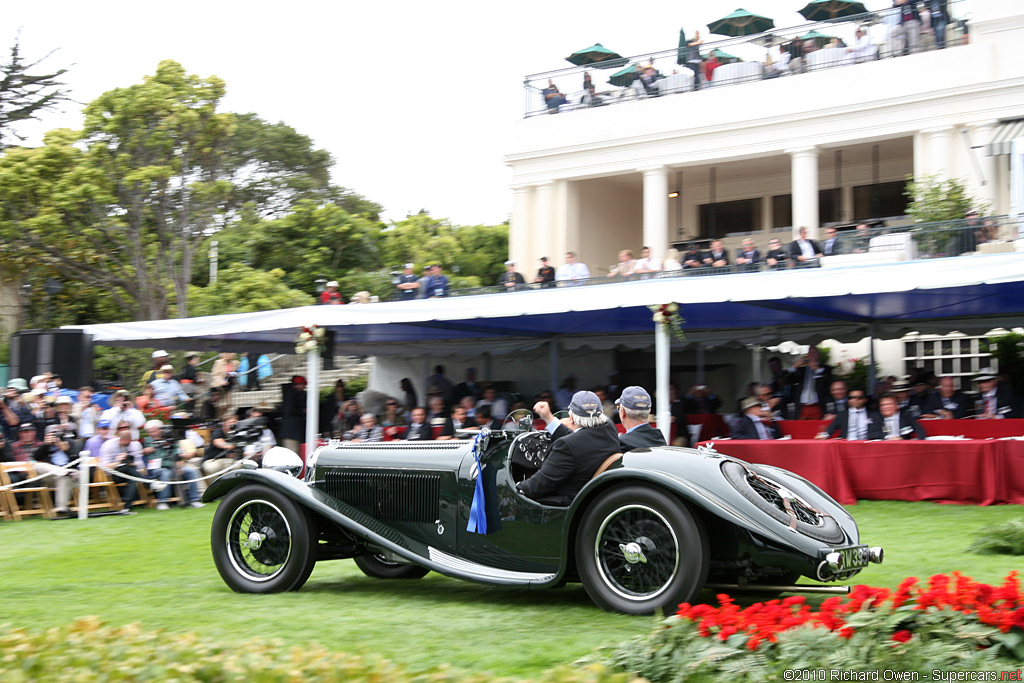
[752,344,763,383]
[655,322,671,444]
[549,337,560,398]
[867,324,877,396]
[696,343,705,385]
[305,349,321,460]
[423,355,432,404]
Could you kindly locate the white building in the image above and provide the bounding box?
[505,0,1024,394]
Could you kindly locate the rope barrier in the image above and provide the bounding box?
[0,455,257,490]
[0,458,82,490]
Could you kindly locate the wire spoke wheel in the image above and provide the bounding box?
[595,505,678,599]
[227,500,293,581]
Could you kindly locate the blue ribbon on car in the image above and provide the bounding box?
[466,430,488,534]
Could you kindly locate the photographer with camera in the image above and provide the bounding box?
[100,390,146,440]
[200,413,245,481]
[98,422,148,513]
[3,380,34,442]
[142,419,204,509]
[30,423,80,517]
[71,386,100,441]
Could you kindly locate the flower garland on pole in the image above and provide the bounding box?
[295,324,326,354]
[649,303,685,341]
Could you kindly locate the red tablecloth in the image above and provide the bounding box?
[697,438,1024,506]
[778,420,829,439]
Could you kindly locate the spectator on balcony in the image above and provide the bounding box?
[608,249,635,277]
[928,0,948,49]
[822,227,845,256]
[851,224,873,253]
[638,64,663,96]
[920,376,970,419]
[634,246,662,274]
[789,227,823,267]
[847,27,875,63]
[703,239,729,268]
[395,263,421,300]
[682,29,704,89]
[787,39,806,74]
[542,79,566,113]
[319,280,343,305]
[765,237,790,269]
[663,248,683,271]
[682,243,706,269]
[703,52,722,84]
[581,71,603,106]
[423,264,449,298]
[498,260,525,291]
[555,251,590,282]
[534,256,556,286]
[973,368,1019,419]
[734,238,761,270]
[893,0,922,56]
[879,393,926,439]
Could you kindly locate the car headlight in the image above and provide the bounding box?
[263,446,303,477]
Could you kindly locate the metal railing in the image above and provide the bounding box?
[524,1,969,118]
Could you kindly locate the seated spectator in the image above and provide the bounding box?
[682,244,706,269]
[345,413,383,442]
[101,390,146,440]
[608,249,635,277]
[426,396,448,426]
[141,419,203,509]
[765,237,790,269]
[638,64,663,96]
[379,398,407,428]
[683,385,721,414]
[662,248,683,271]
[822,390,881,440]
[83,419,113,458]
[535,390,558,412]
[98,422,149,512]
[542,79,566,113]
[472,404,501,430]
[201,414,245,481]
[350,290,372,304]
[847,26,875,63]
[822,380,849,421]
[703,240,729,268]
[404,407,433,441]
[199,387,230,423]
[459,395,477,418]
[734,238,761,270]
[476,385,508,422]
[30,423,80,516]
[731,396,782,440]
[879,393,926,439]
[920,376,970,419]
[973,368,1019,419]
[438,405,470,439]
[789,227,822,267]
[150,365,190,409]
[633,246,662,274]
[332,399,362,435]
[703,53,721,83]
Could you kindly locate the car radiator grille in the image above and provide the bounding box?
[323,471,441,524]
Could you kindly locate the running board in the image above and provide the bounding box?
[706,582,852,595]
[427,547,557,585]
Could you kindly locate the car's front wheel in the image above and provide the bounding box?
[576,486,708,615]
[211,484,317,593]
[354,553,430,579]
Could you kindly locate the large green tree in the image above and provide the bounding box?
[188,263,313,316]
[378,214,509,284]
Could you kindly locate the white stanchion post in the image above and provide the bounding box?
[305,348,321,462]
[655,321,671,445]
[78,455,90,520]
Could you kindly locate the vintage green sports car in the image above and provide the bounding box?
[204,414,882,615]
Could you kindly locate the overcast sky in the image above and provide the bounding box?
[6,0,966,226]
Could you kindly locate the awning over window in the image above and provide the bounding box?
[985,118,1024,156]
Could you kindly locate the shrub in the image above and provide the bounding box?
[0,617,636,683]
[603,573,1024,681]
[969,519,1024,556]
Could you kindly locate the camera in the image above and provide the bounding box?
[230,417,266,445]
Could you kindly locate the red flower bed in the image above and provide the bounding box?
[675,571,1023,651]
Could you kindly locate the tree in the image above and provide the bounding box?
[378,213,509,284]
[0,37,69,150]
[187,264,313,316]
[904,174,990,222]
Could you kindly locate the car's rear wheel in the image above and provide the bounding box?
[354,553,430,579]
[211,484,317,593]
[721,461,846,544]
[576,486,708,615]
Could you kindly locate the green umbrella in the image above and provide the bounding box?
[798,0,868,21]
[565,43,626,69]
[707,8,775,37]
[711,48,741,62]
[798,29,834,47]
[608,63,640,88]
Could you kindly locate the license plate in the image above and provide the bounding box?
[835,545,870,569]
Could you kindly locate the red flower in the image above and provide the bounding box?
[891,630,912,643]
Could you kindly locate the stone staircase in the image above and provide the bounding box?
[225,354,372,411]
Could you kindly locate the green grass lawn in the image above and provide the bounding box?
[1,500,1021,678]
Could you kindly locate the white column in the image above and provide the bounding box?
[655,322,671,445]
[535,182,558,257]
[305,350,320,461]
[510,185,534,268]
[788,147,819,239]
[912,132,928,182]
[926,127,954,180]
[760,196,773,233]
[641,166,670,260]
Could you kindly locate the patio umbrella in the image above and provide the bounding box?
[798,0,868,21]
[565,43,626,69]
[707,8,775,37]
[711,48,741,63]
[608,63,640,88]
[798,29,834,47]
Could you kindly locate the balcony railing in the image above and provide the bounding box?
[523,1,969,118]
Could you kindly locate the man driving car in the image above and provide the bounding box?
[516,391,620,506]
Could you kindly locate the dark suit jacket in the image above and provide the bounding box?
[403,422,433,441]
[922,390,970,419]
[822,236,844,256]
[789,238,822,261]
[619,423,667,452]
[825,408,884,440]
[730,414,782,440]
[518,421,620,506]
[974,388,1020,418]
[881,410,926,439]
[788,364,833,408]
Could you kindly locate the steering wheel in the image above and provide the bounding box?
[501,408,535,433]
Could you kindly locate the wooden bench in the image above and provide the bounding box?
[0,462,56,521]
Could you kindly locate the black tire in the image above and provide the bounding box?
[353,553,430,580]
[211,484,317,593]
[721,461,846,544]
[576,486,709,615]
